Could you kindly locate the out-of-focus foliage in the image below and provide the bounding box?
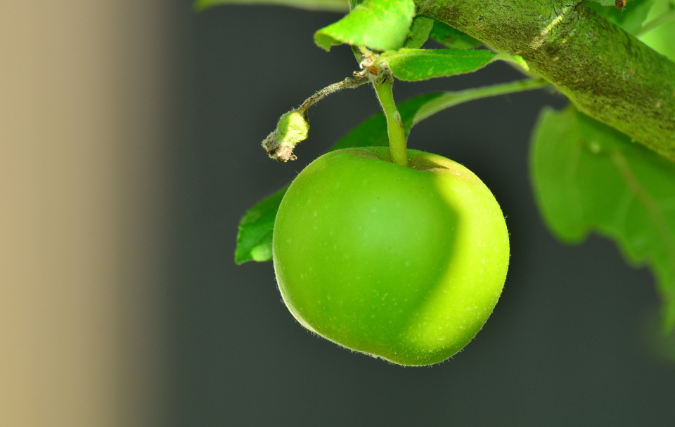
[531,106,675,331]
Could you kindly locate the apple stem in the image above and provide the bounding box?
[298,75,368,114]
[374,74,408,167]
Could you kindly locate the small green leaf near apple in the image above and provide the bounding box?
[273,147,510,366]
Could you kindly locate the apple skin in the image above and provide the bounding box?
[273,147,509,366]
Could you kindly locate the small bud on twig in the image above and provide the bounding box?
[262,110,310,162]
[262,75,369,162]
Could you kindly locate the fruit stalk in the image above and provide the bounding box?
[298,75,368,114]
[373,74,408,167]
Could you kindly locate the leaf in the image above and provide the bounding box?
[195,0,349,12]
[531,106,675,331]
[403,16,434,49]
[641,21,675,62]
[235,186,288,264]
[333,80,546,150]
[314,0,415,51]
[586,0,655,35]
[642,307,675,364]
[429,21,482,49]
[332,92,443,150]
[378,48,497,81]
[639,0,675,61]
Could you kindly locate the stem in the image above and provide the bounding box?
[413,79,549,125]
[374,74,408,167]
[298,75,368,113]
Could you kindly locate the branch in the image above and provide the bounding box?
[416,0,675,161]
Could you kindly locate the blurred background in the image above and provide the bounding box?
[1,2,674,426]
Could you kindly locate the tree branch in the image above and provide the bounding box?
[416,0,675,161]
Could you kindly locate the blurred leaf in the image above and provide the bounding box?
[642,307,675,364]
[430,21,482,49]
[531,106,675,330]
[586,0,655,35]
[639,0,675,61]
[640,21,675,61]
[314,0,415,51]
[235,186,288,264]
[402,16,434,48]
[378,48,496,81]
[195,0,349,12]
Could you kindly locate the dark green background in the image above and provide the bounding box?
[164,3,675,425]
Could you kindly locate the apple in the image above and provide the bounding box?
[272,146,509,366]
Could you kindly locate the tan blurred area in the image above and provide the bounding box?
[0,2,172,426]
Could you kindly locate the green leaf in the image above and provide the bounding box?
[332,92,443,150]
[334,80,546,149]
[429,21,482,49]
[531,106,675,331]
[642,307,675,364]
[639,0,675,61]
[235,186,288,264]
[195,0,349,12]
[640,21,675,62]
[586,0,655,35]
[378,48,497,81]
[314,0,415,51]
[403,16,434,49]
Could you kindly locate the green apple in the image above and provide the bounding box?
[273,146,509,366]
